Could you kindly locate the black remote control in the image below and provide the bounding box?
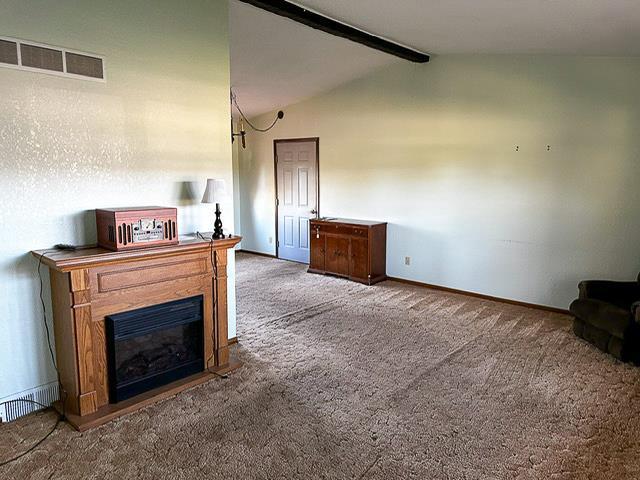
[54,243,77,251]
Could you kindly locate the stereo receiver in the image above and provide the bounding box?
[96,206,178,251]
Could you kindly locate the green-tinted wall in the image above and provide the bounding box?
[0,0,234,400]
[238,55,640,309]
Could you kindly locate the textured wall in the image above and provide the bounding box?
[0,0,235,400]
[238,55,640,309]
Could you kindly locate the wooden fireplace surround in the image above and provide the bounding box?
[32,234,241,430]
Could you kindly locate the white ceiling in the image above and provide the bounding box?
[229,1,396,118]
[292,0,640,56]
[230,0,640,117]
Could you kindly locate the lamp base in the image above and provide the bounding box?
[213,203,224,239]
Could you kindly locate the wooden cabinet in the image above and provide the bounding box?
[309,218,386,285]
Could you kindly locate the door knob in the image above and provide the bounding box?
[310,209,318,215]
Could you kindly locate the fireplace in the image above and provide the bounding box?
[105,295,204,403]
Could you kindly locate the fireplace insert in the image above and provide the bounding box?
[105,295,204,403]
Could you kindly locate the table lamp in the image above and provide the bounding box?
[201,178,228,239]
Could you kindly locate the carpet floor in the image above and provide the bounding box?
[2,252,640,479]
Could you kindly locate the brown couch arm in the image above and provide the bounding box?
[578,280,640,309]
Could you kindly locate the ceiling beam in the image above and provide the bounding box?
[235,0,430,63]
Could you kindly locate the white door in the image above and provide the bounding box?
[276,139,318,263]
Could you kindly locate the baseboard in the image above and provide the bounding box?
[386,276,570,315]
[238,249,277,259]
[0,381,59,423]
[228,336,238,345]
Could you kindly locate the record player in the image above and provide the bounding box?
[96,206,178,251]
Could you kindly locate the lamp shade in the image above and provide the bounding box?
[201,178,228,204]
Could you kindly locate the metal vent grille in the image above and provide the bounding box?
[20,43,64,72]
[0,36,105,82]
[65,51,103,78]
[0,382,59,423]
[0,38,18,65]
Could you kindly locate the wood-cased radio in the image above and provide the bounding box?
[96,206,178,251]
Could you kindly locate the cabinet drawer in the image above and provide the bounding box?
[311,223,368,237]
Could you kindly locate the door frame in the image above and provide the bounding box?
[273,137,320,260]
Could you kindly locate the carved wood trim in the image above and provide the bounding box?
[34,236,241,429]
[34,235,242,271]
[73,290,91,305]
[70,268,98,415]
[70,268,90,291]
[214,249,229,367]
[96,257,208,292]
[73,304,95,398]
[79,391,98,415]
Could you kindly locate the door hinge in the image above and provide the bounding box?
[277,240,280,247]
[276,198,280,206]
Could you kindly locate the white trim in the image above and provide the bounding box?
[15,36,22,65]
[0,35,106,83]
[61,42,67,73]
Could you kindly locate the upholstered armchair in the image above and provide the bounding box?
[570,274,640,362]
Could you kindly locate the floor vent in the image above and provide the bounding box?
[0,382,59,423]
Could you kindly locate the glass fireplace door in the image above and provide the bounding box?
[105,295,204,403]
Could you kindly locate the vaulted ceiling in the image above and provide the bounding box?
[230,0,640,117]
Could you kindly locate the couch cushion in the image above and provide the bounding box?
[570,298,632,338]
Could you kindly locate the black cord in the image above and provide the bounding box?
[196,232,228,379]
[0,251,68,467]
[0,399,60,467]
[37,251,68,422]
[38,253,59,382]
[231,91,282,133]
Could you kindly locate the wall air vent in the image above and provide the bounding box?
[20,43,64,72]
[0,38,18,65]
[65,51,104,78]
[0,36,105,82]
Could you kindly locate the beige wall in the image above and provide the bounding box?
[0,0,234,400]
[238,55,640,309]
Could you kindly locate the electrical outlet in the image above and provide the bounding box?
[404,256,411,266]
[269,237,273,244]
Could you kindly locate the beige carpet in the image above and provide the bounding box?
[2,252,640,479]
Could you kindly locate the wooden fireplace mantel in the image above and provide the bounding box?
[32,234,241,430]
